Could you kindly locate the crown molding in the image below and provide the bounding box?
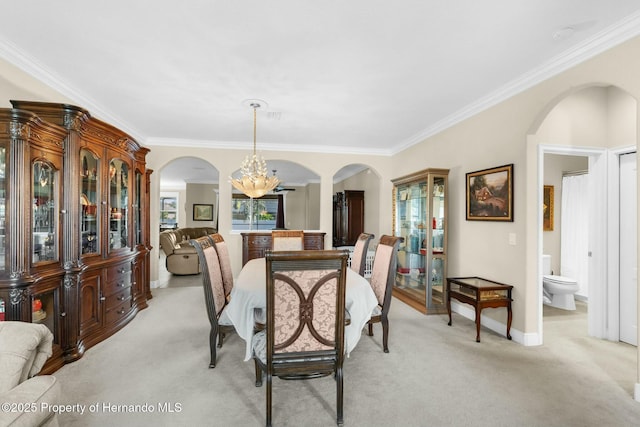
[2,11,640,157]
[0,36,145,141]
[145,137,393,156]
[391,11,640,155]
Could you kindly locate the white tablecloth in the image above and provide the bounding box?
[224,257,378,361]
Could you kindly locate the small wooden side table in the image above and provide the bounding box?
[446,277,513,342]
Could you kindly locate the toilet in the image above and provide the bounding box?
[542,254,579,310]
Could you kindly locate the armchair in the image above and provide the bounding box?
[0,321,61,427]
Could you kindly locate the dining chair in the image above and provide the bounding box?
[251,249,349,427]
[190,236,235,368]
[208,233,233,300]
[350,233,374,276]
[211,232,267,331]
[367,235,403,353]
[271,230,304,251]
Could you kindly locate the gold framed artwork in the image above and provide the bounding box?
[543,185,554,231]
[466,164,514,221]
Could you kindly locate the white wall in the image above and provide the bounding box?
[2,33,640,354]
[185,183,218,229]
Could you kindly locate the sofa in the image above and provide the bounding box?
[0,321,61,427]
[159,227,216,275]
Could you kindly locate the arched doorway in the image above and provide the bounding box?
[530,85,637,345]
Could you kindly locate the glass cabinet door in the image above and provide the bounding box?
[32,160,59,264]
[394,180,427,302]
[109,158,129,251]
[0,145,5,271]
[428,175,447,308]
[80,149,100,255]
[134,171,142,245]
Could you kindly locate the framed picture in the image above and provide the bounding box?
[543,185,554,231]
[466,164,514,221]
[193,204,213,221]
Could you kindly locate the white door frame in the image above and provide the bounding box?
[608,146,637,341]
[537,144,608,341]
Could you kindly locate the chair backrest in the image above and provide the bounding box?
[265,249,348,361]
[209,233,233,297]
[370,235,403,310]
[271,230,304,251]
[191,236,226,323]
[350,233,374,276]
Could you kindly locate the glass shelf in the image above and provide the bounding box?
[80,149,100,255]
[32,160,59,264]
[392,169,449,314]
[108,158,129,252]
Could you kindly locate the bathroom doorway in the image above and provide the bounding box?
[542,153,590,336]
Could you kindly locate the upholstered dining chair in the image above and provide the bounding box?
[350,233,374,276]
[210,232,267,331]
[191,236,235,368]
[208,233,234,300]
[271,230,304,251]
[252,249,349,427]
[367,235,403,353]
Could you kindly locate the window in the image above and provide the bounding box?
[232,194,278,230]
[160,196,178,230]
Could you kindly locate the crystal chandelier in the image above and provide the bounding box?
[230,102,279,198]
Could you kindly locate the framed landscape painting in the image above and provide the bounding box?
[466,164,513,221]
[193,204,213,221]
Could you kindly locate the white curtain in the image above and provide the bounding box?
[560,173,590,298]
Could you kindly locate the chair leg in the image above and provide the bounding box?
[336,365,344,426]
[254,359,263,387]
[382,316,389,353]
[209,326,218,368]
[368,321,373,336]
[218,330,225,348]
[266,373,272,427]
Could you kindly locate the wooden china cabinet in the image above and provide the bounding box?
[0,101,152,373]
[332,190,364,247]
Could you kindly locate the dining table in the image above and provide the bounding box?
[223,257,379,361]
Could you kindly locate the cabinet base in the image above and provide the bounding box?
[392,288,448,315]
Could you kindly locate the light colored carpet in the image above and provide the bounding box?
[53,283,640,426]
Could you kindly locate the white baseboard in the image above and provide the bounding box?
[635,383,640,402]
[450,301,539,346]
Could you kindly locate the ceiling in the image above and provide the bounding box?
[2,2,640,187]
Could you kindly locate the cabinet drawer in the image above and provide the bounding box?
[104,275,131,296]
[105,288,131,311]
[105,300,132,325]
[246,235,271,247]
[106,263,132,284]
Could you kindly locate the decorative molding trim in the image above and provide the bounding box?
[9,122,29,139]
[1,12,640,156]
[145,137,393,156]
[9,288,28,305]
[392,11,640,155]
[0,36,144,141]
